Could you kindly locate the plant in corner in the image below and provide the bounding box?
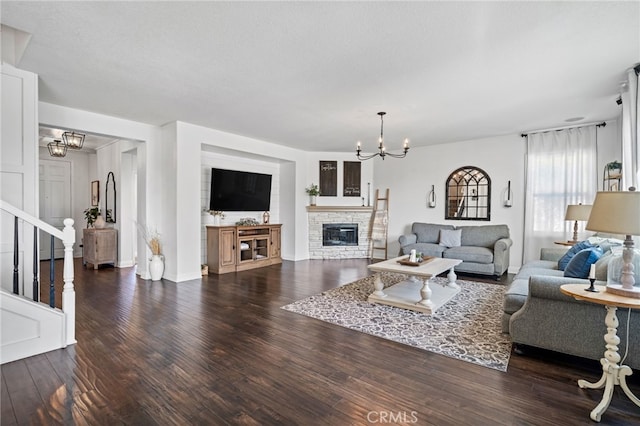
[83,207,100,228]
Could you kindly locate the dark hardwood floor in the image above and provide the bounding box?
[2,258,639,425]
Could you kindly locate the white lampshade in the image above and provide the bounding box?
[586,191,640,235]
[564,204,592,221]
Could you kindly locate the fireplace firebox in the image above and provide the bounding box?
[323,223,358,246]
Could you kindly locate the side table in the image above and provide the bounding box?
[554,240,578,247]
[560,284,640,422]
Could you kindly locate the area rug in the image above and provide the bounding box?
[281,273,512,372]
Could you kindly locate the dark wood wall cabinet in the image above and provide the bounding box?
[206,224,282,274]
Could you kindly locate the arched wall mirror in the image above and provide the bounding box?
[445,166,491,221]
[105,171,116,223]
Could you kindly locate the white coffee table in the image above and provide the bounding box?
[367,255,462,314]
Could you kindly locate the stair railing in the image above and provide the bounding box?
[0,200,76,346]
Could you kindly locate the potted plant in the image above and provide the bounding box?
[84,207,101,228]
[210,210,225,226]
[138,224,164,281]
[305,183,320,206]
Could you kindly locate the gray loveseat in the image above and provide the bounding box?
[398,223,512,278]
[505,246,640,369]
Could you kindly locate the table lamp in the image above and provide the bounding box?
[586,188,640,298]
[565,203,592,242]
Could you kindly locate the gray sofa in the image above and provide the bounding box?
[398,223,512,277]
[505,246,640,369]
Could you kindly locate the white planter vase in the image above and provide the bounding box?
[94,215,106,228]
[309,195,317,206]
[202,212,215,225]
[149,254,164,281]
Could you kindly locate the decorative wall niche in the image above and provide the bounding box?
[445,166,491,221]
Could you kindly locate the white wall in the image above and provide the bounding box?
[374,120,621,272]
[37,101,623,280]
[39,102,157,279]
[374,133,527,272]
[304,153,375,207]
[1,65,38,293]
[200,152,281,264]
[180,122,310,265]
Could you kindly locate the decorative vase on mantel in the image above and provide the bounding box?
[309,195,317,206]
[149,254,164,281]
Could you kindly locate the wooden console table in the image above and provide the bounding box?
[206,224,282,274]
[560,284,640,422]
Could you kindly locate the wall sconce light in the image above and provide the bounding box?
[504,180,513,207]
[47,139,67,157]
[62,131,85,150]
[428,185,436,208]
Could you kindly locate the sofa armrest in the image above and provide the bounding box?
[540,247,569,262]
[528,275,594,302]
[493,237,512,275]
[398,234,417,246]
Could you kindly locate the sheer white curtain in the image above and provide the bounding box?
[621,65,639,190]
[523,126,598,262]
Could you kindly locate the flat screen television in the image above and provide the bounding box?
[209,168,272,212]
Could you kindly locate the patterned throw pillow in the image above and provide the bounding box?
[558,240,592,271]
[563,247,604,278]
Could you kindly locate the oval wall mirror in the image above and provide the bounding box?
[445,166,491,221]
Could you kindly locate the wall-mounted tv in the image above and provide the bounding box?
[209,168,272,212]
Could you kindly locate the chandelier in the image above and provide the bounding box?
[46,131,86,157]
[62,131,85,149]
[356,112,409,160]
[47,139,67,157]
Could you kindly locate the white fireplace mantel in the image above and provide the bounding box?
[306,206,374,213]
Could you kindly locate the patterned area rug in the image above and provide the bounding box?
[281,273,512,371]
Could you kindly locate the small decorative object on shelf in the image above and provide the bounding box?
[94,214,106,229]
[236,217,260,226]
[210,210,225,226]
[305,183,320,206]
[263,211,270,224]
[586,264,598,292]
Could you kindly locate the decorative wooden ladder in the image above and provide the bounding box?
[370,188,389,260]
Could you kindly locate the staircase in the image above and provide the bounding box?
[0,200,76,364]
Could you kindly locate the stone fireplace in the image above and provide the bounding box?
[307,206,373,259]
[323,223,358,246]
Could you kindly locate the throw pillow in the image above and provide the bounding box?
[558,240,592,271]
[563,247,603,278]
[594,251,613,281]
[439,229,462,248]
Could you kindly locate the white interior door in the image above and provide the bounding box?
[39,160,71,260]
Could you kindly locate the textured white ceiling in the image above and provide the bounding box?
[2,1,639,152]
